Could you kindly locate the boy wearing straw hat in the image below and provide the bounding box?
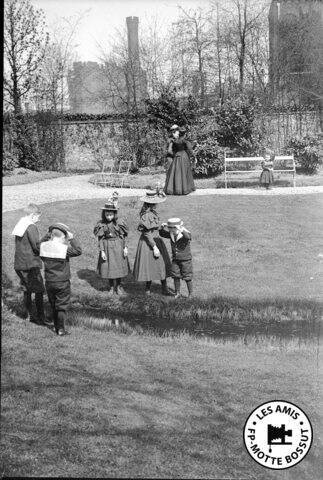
[40,223,82,336]
[159,218,193,297]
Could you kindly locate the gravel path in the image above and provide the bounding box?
[3,174,323,212]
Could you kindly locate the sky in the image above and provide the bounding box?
[32,0,208,62]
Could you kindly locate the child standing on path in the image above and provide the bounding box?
[260,152,274,190]
[40,223,82,336]
[12,203,46,325]
[133,189,172,296]
[93,196,130,295]
[159,218,193,298]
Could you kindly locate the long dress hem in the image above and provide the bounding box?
[164,138,196,195]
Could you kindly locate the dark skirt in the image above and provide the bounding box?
[133,236,171,282]
[260,169,274,185]
[97,238,130,279]
[164,151,196,195]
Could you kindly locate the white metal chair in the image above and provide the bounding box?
[93,158,133,187]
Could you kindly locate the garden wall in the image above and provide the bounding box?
[62,111,321,171]
[62,120,123,171]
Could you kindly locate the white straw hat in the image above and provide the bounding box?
[167,217,183,227]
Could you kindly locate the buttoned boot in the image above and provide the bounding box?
[161,279,174,296]
[35,293,49,325]
[186,280,193,297]
[23,292,32,320]
[145,281,152,296]
[174,278,181,298]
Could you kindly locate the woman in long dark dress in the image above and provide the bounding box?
[164,125,196,195]
[133,189,172,296]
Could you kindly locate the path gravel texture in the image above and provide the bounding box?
[3,174,323,212]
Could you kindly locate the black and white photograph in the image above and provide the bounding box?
[2,0,323,478]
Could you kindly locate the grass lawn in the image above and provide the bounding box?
[2,170,75,186]
[2,194,323,478]
[1,306,322,479]
[2,194,323,332]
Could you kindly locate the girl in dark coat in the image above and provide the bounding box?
[94,195,130,295]
[164,125,196,195]
[133,189,172,295]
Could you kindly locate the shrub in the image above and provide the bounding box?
[2,149,19,174]
[192,138,224,177]
[213,95,263,155]
[189,116,224,177]
[145,87,198,130]
[3,112,65,173]
[285,135,322,174]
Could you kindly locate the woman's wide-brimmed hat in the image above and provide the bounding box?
[48,223,70,235]
[167,217,183,228]
[140,189,166,204]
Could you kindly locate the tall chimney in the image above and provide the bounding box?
[126,16,140,69]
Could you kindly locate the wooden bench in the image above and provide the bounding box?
[224,154,296,188]
[92,158,133,188]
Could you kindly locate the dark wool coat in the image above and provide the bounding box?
[14,224,42,271]
[159,227,192,261]
[40,238,82,283]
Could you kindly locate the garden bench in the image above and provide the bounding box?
[92,158,133,188]
[224,154,296,188]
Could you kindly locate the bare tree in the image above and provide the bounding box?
[32,12,88,113]
[4,0,49,113]
[171,6,215,106]
[214,0,269,90]
[139,15,173,97]
[96,30,132,114]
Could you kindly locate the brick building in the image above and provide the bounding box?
[268,0,323,109]
[67,16,147,114]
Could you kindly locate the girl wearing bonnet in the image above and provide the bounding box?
[94,192,130,295]
[133,185,172,296]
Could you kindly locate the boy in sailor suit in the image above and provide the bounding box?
[12,203,46,325]
[40,223,82,336]
[159,218,193,297]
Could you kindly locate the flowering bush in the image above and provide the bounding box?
[285,135,321,174]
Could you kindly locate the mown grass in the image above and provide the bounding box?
[2,170,76,186]
[2,194,323,478]
[2,194,323,332]
[1,306,322,479]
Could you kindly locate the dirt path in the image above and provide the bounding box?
[3,174,323,212]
